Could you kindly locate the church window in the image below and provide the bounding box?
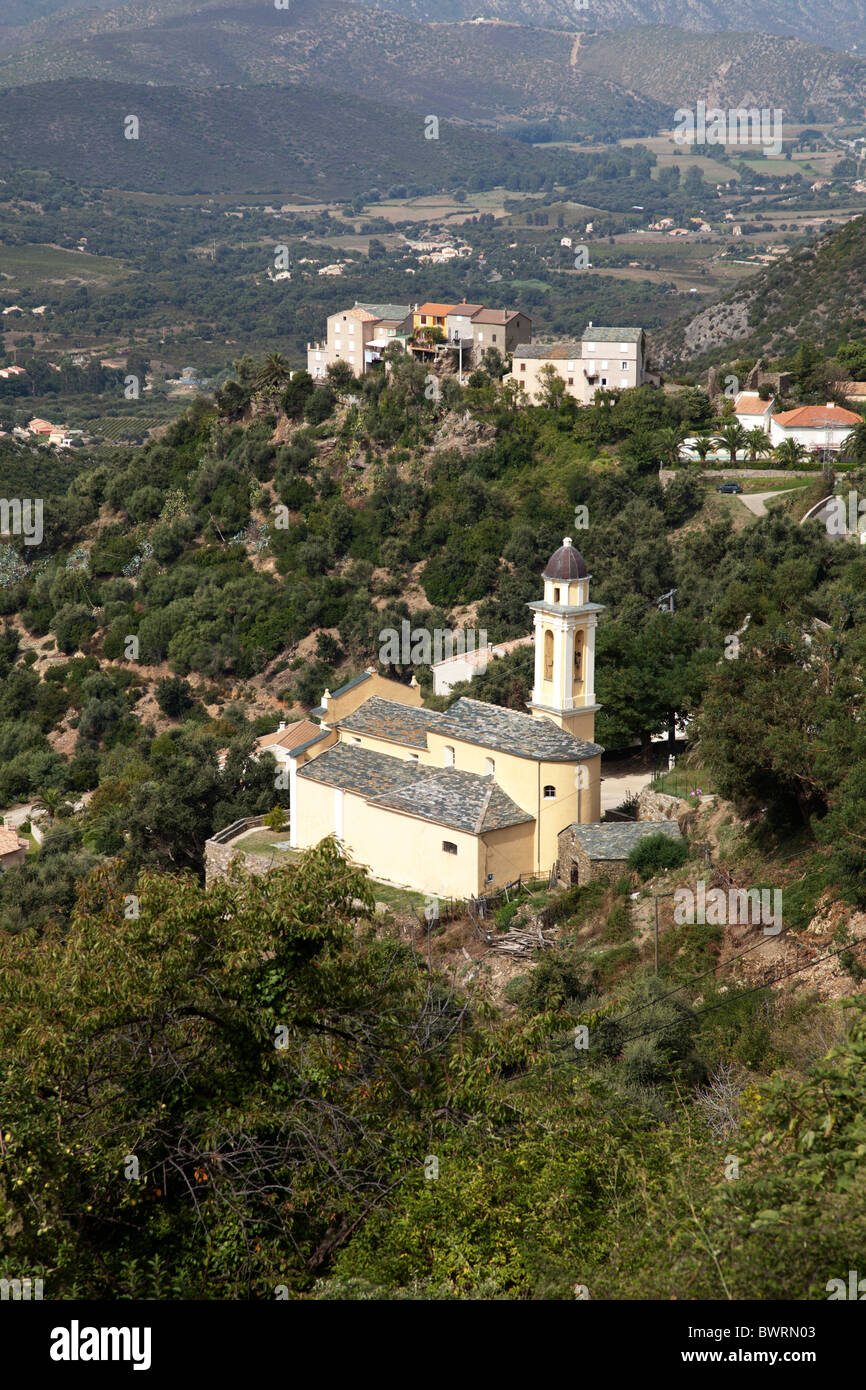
[543,785,556,800]
[485,757,495,775]
[543,629,554,680]
[442,841,457,854]
[444,745,455,767]
[574,641,582,680]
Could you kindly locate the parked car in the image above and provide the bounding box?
[717,480,743,494]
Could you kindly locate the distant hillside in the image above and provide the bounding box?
[651,214,866,366]
[351,0,866,52]
[2,2,863,132]
[0,0,666,133]
[0,77,577,196]
[3,0,864,52]
[575,26,866,122]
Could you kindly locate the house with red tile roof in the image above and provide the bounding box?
[0,826,28,869]
[769,403,862,452]
[734,391,776,431]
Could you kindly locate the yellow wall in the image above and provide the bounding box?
[294,728,338,768]
[481,821,536,888]
[424,731,599,875]
[321,673,421,727]
[346,801,481,897]
[293,775,339,851]
[294,773,487,896]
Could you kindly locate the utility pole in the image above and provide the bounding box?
[657,588,678,761]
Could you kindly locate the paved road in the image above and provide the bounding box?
[737,487,802,518]
[600,768,654,814]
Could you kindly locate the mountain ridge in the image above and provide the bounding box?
[651,213,866,366]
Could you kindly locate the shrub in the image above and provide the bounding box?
[264,805,286,832]
[628,833,689,880]
[506,946,593,1015]
[155,676,196,719]
[493,901,520,933]
[605,903,632,942]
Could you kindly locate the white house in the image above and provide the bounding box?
[769,403,861,453]
[733,391,775,431]
[431,635,533,696]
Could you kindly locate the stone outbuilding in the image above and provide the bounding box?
[557,819,682,886]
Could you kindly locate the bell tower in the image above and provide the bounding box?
[527,537,605,742]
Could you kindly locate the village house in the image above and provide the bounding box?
[733,391,776,431]
[506,324,647,404]
[557,820,681,887]
[507,341,586,402]
[445,303,485,344]
[308,300,531,380]
[307,302,413,379]
[769,403,861,453]
[431,634,534,696]
[287,540,609,897]
[413,302,453,336]
[0,825,28,870]
[470,307,531,355]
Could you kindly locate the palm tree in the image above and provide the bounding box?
[692,432,714,467]
[255,352,292,394]
[655,425,685,468]
[713,422,749,467]
[33,787,62,821]
[774,437,807,468]
[745,427,772,463]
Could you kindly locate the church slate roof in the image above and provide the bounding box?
[337,697,444,748]
[296,743,532,835]
[370,769,533,835]
[297,743,420,800]
[566,820,682,860]
[435,697,603,762]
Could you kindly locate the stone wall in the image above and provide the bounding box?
[636,788,682,822]
[204,816,270,888]
[556,826,628,887]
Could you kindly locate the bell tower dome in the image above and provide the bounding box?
[526,537,605,741]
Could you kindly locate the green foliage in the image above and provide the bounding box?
[264,805,286,832]
[506,945,593,1015]
[628,833,689,879]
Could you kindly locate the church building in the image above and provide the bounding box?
[287,539,606,898]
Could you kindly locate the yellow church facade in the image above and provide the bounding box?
[287,540,605,899]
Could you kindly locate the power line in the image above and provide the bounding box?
[545,934,866,1070]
